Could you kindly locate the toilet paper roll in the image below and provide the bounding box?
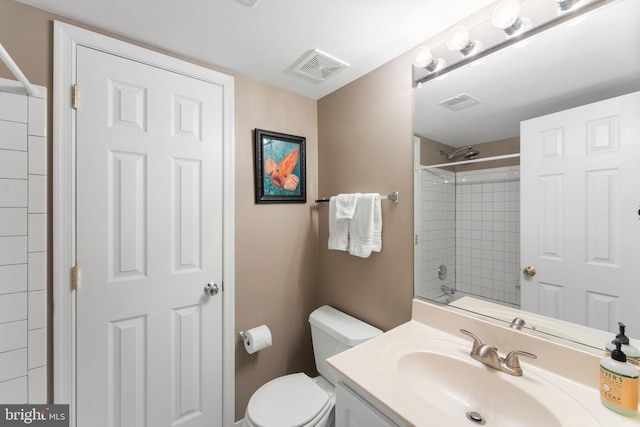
[243,325,272,354]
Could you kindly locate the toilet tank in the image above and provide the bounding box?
[308,305,382,385]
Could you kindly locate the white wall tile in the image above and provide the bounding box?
[28,252,46,292]
[27,214,46,252]
[28,136,47,175]
[28,97,46,137]
[0,292,27,323]
[0,121,27,151]
[0,150,27,179]
[447,166,522,306]
[0,92,27,123]
[0,179,28,207]
[0,208,27,236]
[28,366,47,404]
[28,328,46,369]
[0,348,27,382]
[0,377,27,403]
[0,320,27,353]
[0,236,27,265]
[28,175,46,214]
[0,264,27,294]
[28,290,46,330]
[0,85,48,406]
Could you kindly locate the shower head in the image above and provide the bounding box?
[440,146,480,160]
[464,147,480,159]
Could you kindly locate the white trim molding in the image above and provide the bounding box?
[53,21,235,426]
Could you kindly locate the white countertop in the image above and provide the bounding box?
[327,299,640,427]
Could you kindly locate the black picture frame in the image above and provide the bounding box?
[254,129,307,204]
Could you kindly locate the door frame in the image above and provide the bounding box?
[52,22,235,426]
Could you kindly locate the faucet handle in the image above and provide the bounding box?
[504,350,537,369]
[509,317,526,330]
[460,329,483,354]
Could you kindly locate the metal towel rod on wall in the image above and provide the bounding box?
[315,191,399,204]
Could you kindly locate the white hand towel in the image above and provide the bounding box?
[348,193,382,258]
[335,193,360,219]
[328,196,349,251]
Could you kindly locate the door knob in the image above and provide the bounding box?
[204,282,219,296]
[522,266,536,277]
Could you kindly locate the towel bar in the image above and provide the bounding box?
[315,191,398,204]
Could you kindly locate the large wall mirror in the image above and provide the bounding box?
[413,0,640,350]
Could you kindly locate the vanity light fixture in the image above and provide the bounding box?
[413,0,612,86]
[411,46,446,72]
[492,0,532,37]
[446,26,484,57]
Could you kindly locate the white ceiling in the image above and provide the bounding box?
[16,0,495,99]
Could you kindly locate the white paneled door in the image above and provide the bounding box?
[75,45,223,426]
[521,91,640,333]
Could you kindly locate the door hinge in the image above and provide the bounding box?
[71,265,80,290]
[72,84,79,109]
[414,234,419,245]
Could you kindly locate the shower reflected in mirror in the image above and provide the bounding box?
[440,146,480,160]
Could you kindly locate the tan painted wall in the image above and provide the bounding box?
[316,53,415,331]
[0,1,318,421]
[233,76,318,418]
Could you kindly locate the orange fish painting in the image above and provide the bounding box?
[255,129,306,203]
[264,147,300,191]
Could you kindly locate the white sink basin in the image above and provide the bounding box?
[388,339,601,426]
[327,302,631,426]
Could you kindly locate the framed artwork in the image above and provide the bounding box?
[254,128,307,204]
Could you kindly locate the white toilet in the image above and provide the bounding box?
[242,305,382,427]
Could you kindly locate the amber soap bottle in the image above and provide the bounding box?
[600,338,639,416]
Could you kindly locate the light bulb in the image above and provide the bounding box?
[446,26,483,57]
[411,46,445,72]
[446,26,470,51]
[412,46,433,68]
[492,0,532,37]
[492,0,521,30]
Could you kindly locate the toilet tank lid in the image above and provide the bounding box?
[309,305,383,346]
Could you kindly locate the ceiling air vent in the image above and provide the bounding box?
[292,50,349,82]
[439,93,482,111]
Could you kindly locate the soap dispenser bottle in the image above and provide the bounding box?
[600,338,639,416]
[606,322,640,366]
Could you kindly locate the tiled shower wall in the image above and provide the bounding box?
[419,165,520,306]
[455,166,520,305]
[418,168,456,300]
[0,79,47,403]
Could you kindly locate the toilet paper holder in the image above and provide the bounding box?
[238,331,250,346]
[238,325,272,354]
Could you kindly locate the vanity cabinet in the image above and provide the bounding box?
[335,382,400,427]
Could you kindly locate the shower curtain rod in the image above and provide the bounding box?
[0,42,37,96]
[421,153,520,170]
[315,191,399,204]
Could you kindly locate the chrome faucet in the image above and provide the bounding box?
[460,329,537,376]
[441,284,455,295]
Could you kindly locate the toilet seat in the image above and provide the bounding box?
[246,373,332,427]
